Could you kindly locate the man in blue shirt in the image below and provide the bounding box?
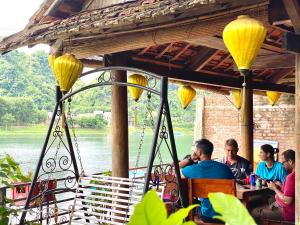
[181,139,234,221]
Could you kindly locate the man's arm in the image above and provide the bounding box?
[179,158,193,169]
[268,182,294,205]
[179,154,198,169]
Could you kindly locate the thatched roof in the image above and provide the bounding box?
[0,0,296,94]
[0,0,262,53]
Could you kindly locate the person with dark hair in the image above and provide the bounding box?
[252,149,295,223]
[216,138,252,179]
[181,139,234,221]
[255,144,287,185]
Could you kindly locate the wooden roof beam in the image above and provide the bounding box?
[187,47,218,71]
[155,43,173,59]
[170,44,191,62]
[187,35,281,55]
[283,0,300,33]
[80,58,103,69]
[130,60,295,94]
[267,68,294,83]
[252,53,295,69]
[138,46,152,56]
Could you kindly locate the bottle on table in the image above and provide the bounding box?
[250,172,256,187]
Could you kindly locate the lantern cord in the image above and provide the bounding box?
[224,94,238,109]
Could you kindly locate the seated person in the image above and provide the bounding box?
[251,149,295,224]
[179,150,199,169]
[216,138,252,179]
[181,139,234,222]
[256,144,287,185]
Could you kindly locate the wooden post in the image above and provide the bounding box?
[240,70,254,163]
[296,54,300,223]
[106,54,129,178]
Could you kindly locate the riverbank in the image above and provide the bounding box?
[0,124,194,136]
[0,124,109,136]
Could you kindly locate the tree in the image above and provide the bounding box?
[1,113,15,129]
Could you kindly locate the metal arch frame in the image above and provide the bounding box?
[19,67,186,224]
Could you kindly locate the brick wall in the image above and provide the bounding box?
[199,93,295,159]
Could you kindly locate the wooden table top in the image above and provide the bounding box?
[236,184,274,200]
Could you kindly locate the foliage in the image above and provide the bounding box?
[0,154,32,225]
[128,189,198,225]
[73,115,108,128]
[0,50,197,128]
[208,192,256,225]
[0,154,31,186]
[1,113,15,129]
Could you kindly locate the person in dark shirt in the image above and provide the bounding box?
[216,138,252,179]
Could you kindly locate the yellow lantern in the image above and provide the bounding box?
[266,91,281,106]
[230,89,242,110]
[53,53,83,93]
[48,54,58,76]
[128,74,147,101]
[223,15,267,70]
[178,85,196,109]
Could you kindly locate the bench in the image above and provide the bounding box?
[69,175,163,225]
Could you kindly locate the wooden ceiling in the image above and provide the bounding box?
[126,24,295,90]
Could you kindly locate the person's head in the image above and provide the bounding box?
[224,138,239,159]
[259,144,278,161]
[192,139,214,161]
[281,149,295,173]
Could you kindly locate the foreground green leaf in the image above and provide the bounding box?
[163,204,198,225]
[128,189,197,225]
[208,193,256,225]
[128,189,167,225]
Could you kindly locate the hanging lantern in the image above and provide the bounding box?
[223,15,267,70]
[178,85,196,109]
[266,91,281,106]
[230,89,242,110]
[128,74,147,101]
[48,54,58,76]
[53,53,83,93]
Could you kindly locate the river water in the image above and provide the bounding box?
[0,130,193,175]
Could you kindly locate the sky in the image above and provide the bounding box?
[0,0,49,52]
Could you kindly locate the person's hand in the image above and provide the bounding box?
[261,179,267,186]
[191,151,199,162]
[267,181,276,190]
[274,180,282,188]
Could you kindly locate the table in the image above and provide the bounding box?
[236,184,274,209]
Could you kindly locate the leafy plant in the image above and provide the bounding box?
[128,189,198,225]
[208,192,256,225]
[0,154,31,186]
[0,154,32,225]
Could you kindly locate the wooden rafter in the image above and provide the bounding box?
[138,46,152,55]
[283,0,300,33]
[170,44,191,62]
[130,60,295,94]
[80,58,103,68]
[131,56,183,69]
[188,47,219,71]
[155,43,173,59]
[267,68,294,83]
[252,53,295,69]
[212,53,231,70]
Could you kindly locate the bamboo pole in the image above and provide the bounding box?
[295,54,300,223]
[240,70,254,163]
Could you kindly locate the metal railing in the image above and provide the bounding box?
[2,164,170,224]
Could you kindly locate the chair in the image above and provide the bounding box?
[188,178,236,225]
